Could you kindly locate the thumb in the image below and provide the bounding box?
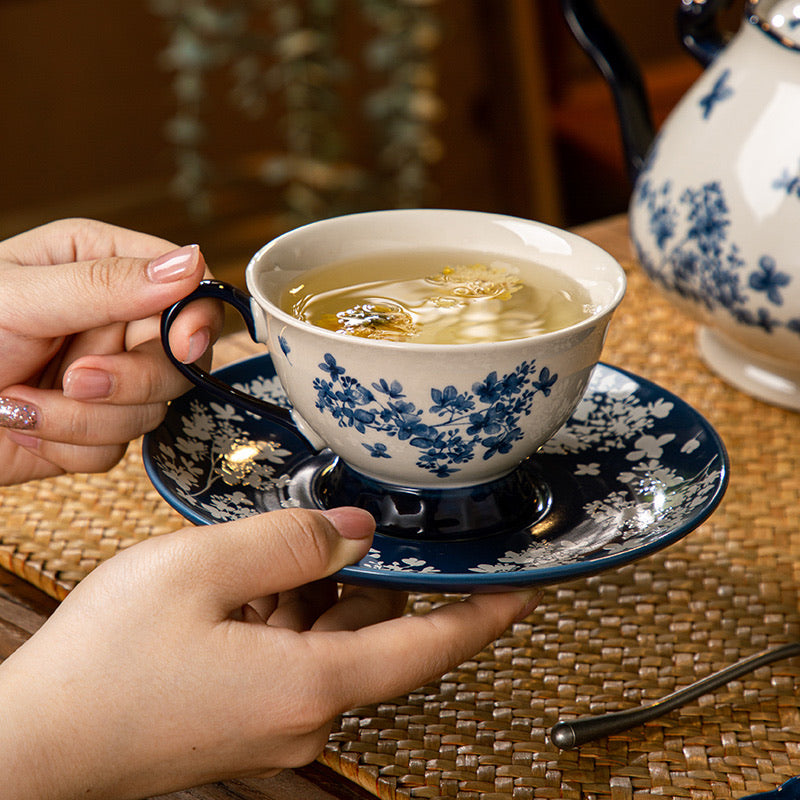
[0,244,205,338]
[170,507,376,613]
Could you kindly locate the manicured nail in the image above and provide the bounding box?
[321,507,376,540]
[183,327,211,364]
[147,244,199,283]
[63,368,113,400]
[0,397,39,430]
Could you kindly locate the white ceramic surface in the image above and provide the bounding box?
[629,0,800,409]
[245,209,626,488]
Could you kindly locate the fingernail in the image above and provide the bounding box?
[321,507,376,540]
[147,244,199,283]
[183,327,211,364]
[63,368,113,400]
[0,397,39,430]
[514,589,543,623]
[6,430,40,450]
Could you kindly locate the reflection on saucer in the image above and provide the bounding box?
[143,356,728,593]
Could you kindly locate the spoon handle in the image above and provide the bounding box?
[550,641,800,749]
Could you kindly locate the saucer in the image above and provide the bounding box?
[142,354,728,593]
[738,777,800,800]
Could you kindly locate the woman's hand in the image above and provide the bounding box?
[0,507,539,800]
[0,218,222,484]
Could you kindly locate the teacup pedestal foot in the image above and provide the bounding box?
[286,451,556,542]
[696,326,800,412]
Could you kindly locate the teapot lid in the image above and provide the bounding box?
[748,0,800,49]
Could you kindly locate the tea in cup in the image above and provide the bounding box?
[283,251,594,344]
[161,210,626,490]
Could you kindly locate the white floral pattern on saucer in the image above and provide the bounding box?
[143,355,728,592]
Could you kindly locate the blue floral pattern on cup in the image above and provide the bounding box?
[311,353,558,478]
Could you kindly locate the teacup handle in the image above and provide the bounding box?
[160,279,298,435]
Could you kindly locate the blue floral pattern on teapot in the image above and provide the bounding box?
[563,0,800,408]
[634,161,800,336]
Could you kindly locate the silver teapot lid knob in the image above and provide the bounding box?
[752,0,800,47]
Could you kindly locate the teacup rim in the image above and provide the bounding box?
[245,209,627,350]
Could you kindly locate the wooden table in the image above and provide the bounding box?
[3,215,800,800]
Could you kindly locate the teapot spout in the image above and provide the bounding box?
[560,0,655,181]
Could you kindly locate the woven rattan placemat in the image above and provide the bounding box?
[2,217,799,799]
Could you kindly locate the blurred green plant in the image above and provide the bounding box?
[149,0,442,221]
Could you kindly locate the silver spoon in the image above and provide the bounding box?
[550,641,800,749]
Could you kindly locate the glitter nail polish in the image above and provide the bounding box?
[0,397,39,430]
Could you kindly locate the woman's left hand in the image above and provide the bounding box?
[0,218,222,485]
[0,507,536,800]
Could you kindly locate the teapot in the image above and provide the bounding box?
[562,0,800,409]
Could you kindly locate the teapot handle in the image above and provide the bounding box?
[677,0,733,66]
[560,0,655,180]
[560,0,734,180]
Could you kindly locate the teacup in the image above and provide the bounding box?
[161,210,626,490]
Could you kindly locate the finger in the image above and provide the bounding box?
[0,219,220,365]
[61,337,215,405]
[232,603,270,624]
[0,245,206,340]
[320,590,541,714]
[0,386,165,445]
[266,580,339,632]
[0,218,177,266]
[0,431,66,484]
[247,595,279,621]
[165,507,377,613]
[312,587,408,632]
[4,430,126,477]
[130,296,222,366]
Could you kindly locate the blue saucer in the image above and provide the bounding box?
[143,355,728,593]
[739,777,800,800]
